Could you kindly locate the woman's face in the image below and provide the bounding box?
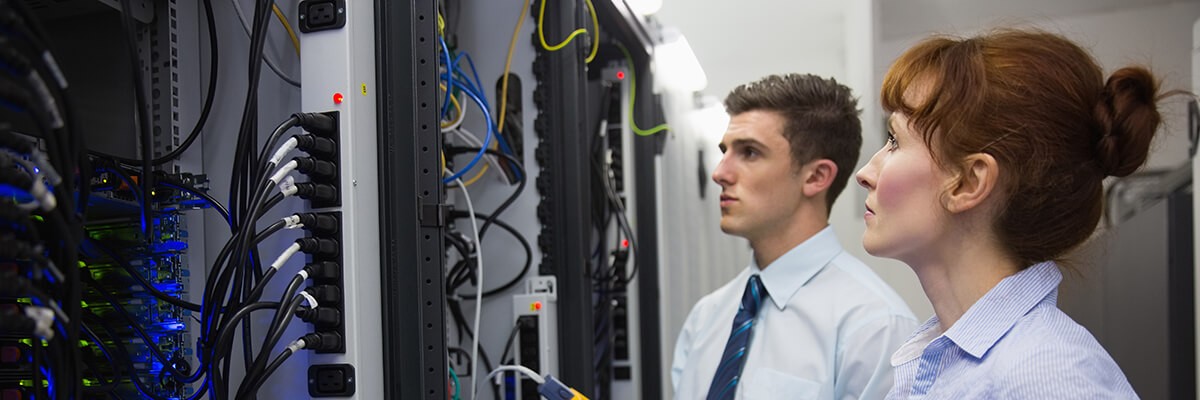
[855,112,956,264]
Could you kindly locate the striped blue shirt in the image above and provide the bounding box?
[887,261,1138,399]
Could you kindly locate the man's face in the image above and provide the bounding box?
[712,110,808,243]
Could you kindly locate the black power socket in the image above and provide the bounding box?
[298,0,347,33]
[309,364,355,397]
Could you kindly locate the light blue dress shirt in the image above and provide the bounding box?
[672,227,918,399]
[887,261,1138,399]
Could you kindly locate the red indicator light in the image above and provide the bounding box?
[333,92,344,105]
[621,239,629,248]
[616,71,625,80]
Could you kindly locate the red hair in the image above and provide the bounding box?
[882,29,1167,267]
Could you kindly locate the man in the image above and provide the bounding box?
[672,74,917,399]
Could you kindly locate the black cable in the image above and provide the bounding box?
[444,146,526,239]
[101,0,218,166]
[82,236,202,312]
[116,0,154,244]
[157,179,232,226]
[499,318,523,365]
[449,210,532,298]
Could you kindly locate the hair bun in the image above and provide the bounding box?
[1093,67,1162,177]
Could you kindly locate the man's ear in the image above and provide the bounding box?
[801,159,837,199]
[945,153,1000,213]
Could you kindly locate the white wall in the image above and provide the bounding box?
[877,1,1200,171]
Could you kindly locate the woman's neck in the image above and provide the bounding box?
[908,230,1021,332]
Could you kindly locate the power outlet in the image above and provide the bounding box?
[309,364,355,397]
[298,0,347,33]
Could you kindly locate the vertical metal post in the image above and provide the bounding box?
[376,0,446,398]
[531,0,594,393]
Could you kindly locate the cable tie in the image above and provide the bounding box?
[41,51,68,89]
[283,215,303,229]
[297,269,310,281]
[286,338,306,353]
[270,137,299,165]
[299,291,319,309]
[24,306,54,340]
[279,176,298,196]
[270,242,302,271]
[269,160,299,184]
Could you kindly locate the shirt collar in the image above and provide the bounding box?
[751,226,842,310]
[942,261,1062,359]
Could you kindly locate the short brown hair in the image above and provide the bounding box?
[724,74,863,214]
[882,29,1169,267]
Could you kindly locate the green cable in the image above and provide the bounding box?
[449,366,461,400]
[616,43,670,136]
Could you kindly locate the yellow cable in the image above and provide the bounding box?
[466,0,534,187]
[271,3,300,55]
[538,0,589,51]
[584,0,599,63]
[617,44,669,136]
[440,84,465,129]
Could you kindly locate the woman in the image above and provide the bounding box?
[856,29,1172,398]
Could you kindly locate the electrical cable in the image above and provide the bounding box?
[454,175,484,400]
[270,3,300,56]
[229,0,301,87]
[449,210,531,298]
[616,43,669,136]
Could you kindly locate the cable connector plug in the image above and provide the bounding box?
[304,285,342,306]
[293,157,337,181]
[296,307,342,328]
[299,332,342,352]
[297,212,339,235]
[292,182,337,203]
[293,112,337,136]
[295,134,336,159]
[539,375,589,400]
[303,261,341,282]
[296,237,339,258]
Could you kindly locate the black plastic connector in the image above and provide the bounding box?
[300,332,343,352]
[304,261,341,282]
[296,134,337,159]
[293,112,337,136]
[294,157,338,181]
[305,285,342,306]
[297,307,342,329]
[297,212,339,236]
[296,237,339,258]
[294,183,338,203]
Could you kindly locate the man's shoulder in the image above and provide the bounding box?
[813,252,915,320]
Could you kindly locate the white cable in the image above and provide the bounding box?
[228,0,301,87]
[269,159,299,184]
[475,365,545,399]
[447,127,509,184]
[456,177,484,399]
[269,242,302,271]
[269,137,299,165]
[298,291,319,309]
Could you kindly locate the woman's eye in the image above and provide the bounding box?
[886,133,898,151]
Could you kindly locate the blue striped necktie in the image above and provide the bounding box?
[707,274,768,400]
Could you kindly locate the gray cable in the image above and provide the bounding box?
[228,0,301,88]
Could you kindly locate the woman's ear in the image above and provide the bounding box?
[945,153,1000,214]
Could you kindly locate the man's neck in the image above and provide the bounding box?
[750,220,828,270]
